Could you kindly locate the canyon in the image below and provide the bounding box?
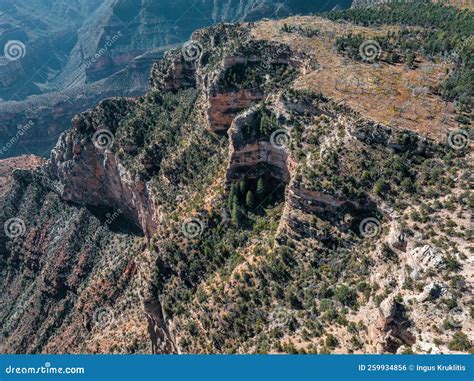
[0,0,351,160]
[0,2,472,355]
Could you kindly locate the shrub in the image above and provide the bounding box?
[448,332,472,352]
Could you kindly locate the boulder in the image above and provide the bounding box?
[388,221,407,252]
[410,245,444,270]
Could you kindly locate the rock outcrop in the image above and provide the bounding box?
[388,221,407,252]
[410,245,445,270]
[376,298,416,353]
[45,26,308,240]
[47,98,162,240]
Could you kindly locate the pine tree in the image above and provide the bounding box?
[259,113,267,134]
[256,177,266,201]
[239,179,247,195]
[232,199,243,226]
[227,183,236,210]
[245,190,255,211]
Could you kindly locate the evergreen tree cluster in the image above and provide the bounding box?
[281,23,320,37]
[242,106,279,140]
[227,176,275,225]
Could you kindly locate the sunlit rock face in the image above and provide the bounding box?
[0,0,352,158]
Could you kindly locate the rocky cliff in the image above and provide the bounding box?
[0,5,472,355]
[0,49,168,159]
[0,0,352,160]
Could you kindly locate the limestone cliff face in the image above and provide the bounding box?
[375,298,416,353]
[47,98,162,240]
[47,25,305,240]
[150,50,198,91]
[227,107,295,184]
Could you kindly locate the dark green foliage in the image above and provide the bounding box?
[245,190,255,210]
[281,24,320,37]
[232,199,244,226]
[448,332,472,352]
[328,1,473,39]
[329,0,474,109]
[334,285,357,308]
[226,174,283,220]
[442,69,474,107]
[257,177,266,200]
